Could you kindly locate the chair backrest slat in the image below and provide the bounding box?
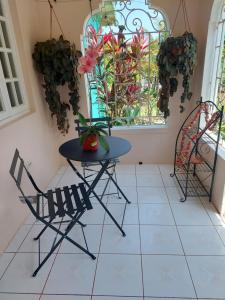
[55,188,65,217]
[79,183,92,210]
[47,190,56,219]
[17,159,24,187]
[71,185,83,211]
[9,149,19,180]
[63,186,74,214]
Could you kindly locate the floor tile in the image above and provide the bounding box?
[18,225,59,253]
[135,164,160,174]
[159,164,174,174]
[105,204,139,225]
[0,253,14,278]
[44,254,96,295]
[140,225,183,254]
[137,187,168,203]
[201,198,225,225]
[139,204,175,225]
[100,225,140,254]
[142,255,195,298]
[136,174,164,187]
[41,295,90,300]
[216,225,225,245]
[59,225,102,254]
[171,201,212,225]
[0,253,54,293]
[161,173,178,187]
[93,297,141,300]
[116,174,136,187]
[80,204,106,225]
[0,294,40,300]
[166,187,184,202]
[5,225,31,253]
[93,254,142,296]
[108,186,138,203]
[178,226,225,255]
[145,298,195,300]
[116,164,136,174]
[187,255,225,298]
[166,187,200,203]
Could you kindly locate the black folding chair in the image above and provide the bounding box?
[75,117,120,200]
[9,149,96,277]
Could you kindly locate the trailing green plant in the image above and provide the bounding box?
[78,113,110,151]
[157,32,197,118]
[32,35,81,134]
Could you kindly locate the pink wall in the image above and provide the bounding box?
[0,0,61,252]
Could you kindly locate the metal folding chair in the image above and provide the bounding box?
[9,149,96,277]
[75,117,120,200]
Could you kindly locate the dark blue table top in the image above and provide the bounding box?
[59,136,131,162]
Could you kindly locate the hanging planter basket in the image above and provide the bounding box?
[157,0,197,118]
[157,32,197,118]
[32,1,81,134]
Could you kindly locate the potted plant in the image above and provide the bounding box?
[157,32,197,118]
[78,113,110,152]
[32,35,81,134]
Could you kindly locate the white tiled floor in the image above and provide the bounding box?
[1,164,225,299]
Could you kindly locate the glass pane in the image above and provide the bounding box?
[8,52,16,77]
[14,81,23,105]
[0,51,9,78]
[1,21,10,48]
[6,82,16,107]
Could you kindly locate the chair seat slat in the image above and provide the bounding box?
[71,185,83,212]
[47,190,56,219]
[79,183,93,210]
[63,186,74,214]
[55,188,65,217]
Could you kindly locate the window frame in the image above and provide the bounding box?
[81,0,170,129]
[0,0,29,125]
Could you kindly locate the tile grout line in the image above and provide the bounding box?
[90,174,111,299]
[159,166,198,299]
[135,164,145,300]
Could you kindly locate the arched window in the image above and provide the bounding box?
[202,0,225,144]
[81,0,170,127]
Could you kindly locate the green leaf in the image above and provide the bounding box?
[77,113,88,126]
[99,135,109,152]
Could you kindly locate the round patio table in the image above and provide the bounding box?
[59,136,132,236]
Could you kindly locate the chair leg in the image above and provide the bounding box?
[113,165,121,199]
[33,218,96,277]
[33,221,52,240]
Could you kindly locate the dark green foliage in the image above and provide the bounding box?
[32,35,81,134]
[157,32,197,118]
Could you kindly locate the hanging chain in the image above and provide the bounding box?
[171,0,191,35]
[89,0,93,16]
[47,0,65,38]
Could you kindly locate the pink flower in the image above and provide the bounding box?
[78,64,93,74]
[85,46,99,59]
[78,55,97,74]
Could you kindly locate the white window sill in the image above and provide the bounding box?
[0,106,30,129]
[111,124,168,134]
